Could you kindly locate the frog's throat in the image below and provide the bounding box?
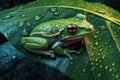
[62,32,94,42]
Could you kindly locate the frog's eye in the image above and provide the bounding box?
[67,24,77,34]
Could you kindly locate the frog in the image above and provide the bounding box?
[21,14,95,60]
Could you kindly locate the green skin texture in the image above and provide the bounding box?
[21,14,94,60]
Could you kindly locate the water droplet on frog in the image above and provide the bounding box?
[18,21,25,28]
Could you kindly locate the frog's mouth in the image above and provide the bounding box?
[62,32,94,45]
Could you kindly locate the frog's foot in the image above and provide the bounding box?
[52,42,79,60]
[64,49,80,60]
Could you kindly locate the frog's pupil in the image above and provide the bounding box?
[67,24,77,34]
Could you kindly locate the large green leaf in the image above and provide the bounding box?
[0,0,120,80]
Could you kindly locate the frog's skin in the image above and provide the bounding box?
[21,14,94,60]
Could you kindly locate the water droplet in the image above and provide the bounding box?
[99,48,103,52]
[51,8,57,12]
[27,22,32,27]
[98,73,101,77]
[7,30,12,34]
[4,14,14,19]
[19,21,25,28]
[96,10,105,14]
[95,58,98,62]
[2,53,8,57]
[22,14,26,17]
[105,66,108,69]
[102,55,106,59]
[112,62,115,66]
[54,11,59,15]
[109,68,112,72]
[115,74,119,79]
[94,35,97,39]
[94,41,99,46]
[22,29,28,36]
[12,55,17,59]
[34,15,42,21]
[99,65,103,68]
[82,68,86,73]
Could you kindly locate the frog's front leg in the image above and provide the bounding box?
[52,42,79,60]
[21,37,55,58]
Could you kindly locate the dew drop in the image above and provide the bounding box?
[22,29,28,36]
[98,73,101,77]
[34,15,43,21]
[99,48,103,52]
[99,65,103,68]
[94,35,97,39]
[27,22,32,27]
[112,62,115,66]
[4,14,14,19]
[82,68,86,73]
[19,21,25,28]
[22,14,26,17]
[115,74,119,79]
[94,41,99,46]
[51,7,57,12]
[105,66,108,70]
[96,10,105,14]
[109,68,112,72]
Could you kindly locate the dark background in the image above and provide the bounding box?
[0,0,120,11]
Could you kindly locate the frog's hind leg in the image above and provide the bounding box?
[21,37,55,58]
[29,50,55,58]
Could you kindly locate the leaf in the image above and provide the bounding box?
[0,0,120,80]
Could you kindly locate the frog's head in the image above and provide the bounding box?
[61,14,95,42]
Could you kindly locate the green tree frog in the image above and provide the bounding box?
[21,14,94,60]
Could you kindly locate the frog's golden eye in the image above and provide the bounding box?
[67,24,77,34]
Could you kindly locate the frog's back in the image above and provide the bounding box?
[30,19,68,37]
